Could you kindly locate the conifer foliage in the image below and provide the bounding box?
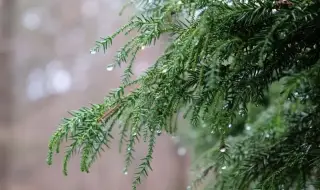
[47,0,320,189]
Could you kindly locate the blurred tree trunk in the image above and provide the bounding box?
[0,0,14,189]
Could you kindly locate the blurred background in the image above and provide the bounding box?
[0,0,190,189]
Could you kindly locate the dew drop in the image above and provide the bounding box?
[220,147,226,153]
[280,32,286,39]
[279,184,285,190]
[245,125,251,131]
[238,109,245,117]
[106,64,114,71]
[90,50,97,55]
[123,168,128,175]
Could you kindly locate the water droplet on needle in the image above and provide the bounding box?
[90,50,97,55]
[106,64,114,71]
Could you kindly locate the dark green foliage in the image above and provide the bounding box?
[47,0,320,189]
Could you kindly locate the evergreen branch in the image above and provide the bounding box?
[48,0,320,189]
[132,129,156,190]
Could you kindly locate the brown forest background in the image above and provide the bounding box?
[0,0,190,189]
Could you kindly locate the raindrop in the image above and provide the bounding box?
[223,103,229,110]
[193,39,199,46]
[245,125,251,131]
[211,130,214,134]
[178,1,183,5]
[141,46,145,50]
[220,147,226,153]
[186,186,191,190]
[162,68,168,73]
[279,184,285,190]
[279,32,286,39]
[194,9,203,18]
[221,166,227,170]
[123,168,128,175]
[265,133,270,138]
[106,64,114,71]
[228,124,232,128]
[238,109,245,117]
[156,126,162,136]
[90,50,97,55]
[127,147,131,151]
